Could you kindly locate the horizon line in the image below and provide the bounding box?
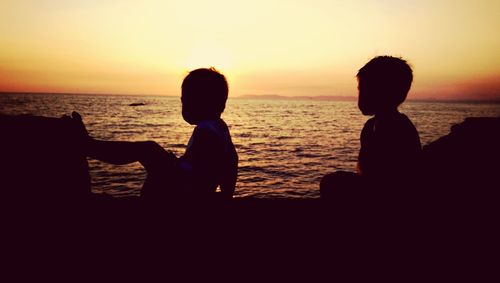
[1,91,499,103]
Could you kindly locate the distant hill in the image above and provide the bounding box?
[237,94,500,104]
[237,94,356,101]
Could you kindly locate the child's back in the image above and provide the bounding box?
[356,56,421,182]
[179,118,238,197]
[358,111,421,180]
[321,56,421,201]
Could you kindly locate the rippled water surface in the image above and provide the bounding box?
[1,93,499,198]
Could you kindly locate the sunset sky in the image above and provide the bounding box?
[1,0,499,100]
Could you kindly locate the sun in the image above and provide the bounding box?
[183,41,234,73]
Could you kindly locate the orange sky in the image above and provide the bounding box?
[1,0,500,100]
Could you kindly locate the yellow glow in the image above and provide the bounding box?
[182,41,234,73]
[1,0,499,99]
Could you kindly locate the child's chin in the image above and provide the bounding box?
[359,108,374,116]
[182,114,197,125]
[184,119,197,125]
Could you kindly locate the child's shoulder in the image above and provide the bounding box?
[377,113,420,143]
[192,119,232,145]
[195,119,229,134]
[378,112,415,128]
[364,112,417,136]
[362,117,377,132]
[393,113,417,130]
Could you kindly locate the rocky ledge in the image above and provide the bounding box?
[1,114,498,214]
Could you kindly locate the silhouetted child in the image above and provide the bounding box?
[74,68,238,202]
[321,56,421,202]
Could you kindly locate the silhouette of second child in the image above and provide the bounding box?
[321,56,421,201]
[74,68,238,201]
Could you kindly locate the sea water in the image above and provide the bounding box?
[1,93,499,198]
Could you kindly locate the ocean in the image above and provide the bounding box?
[1,93,499,198]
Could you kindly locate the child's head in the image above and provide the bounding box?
[181,67,228,124]
[356,56,413,115]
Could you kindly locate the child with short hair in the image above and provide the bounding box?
[74,68,238,201]
[321,56,421,200]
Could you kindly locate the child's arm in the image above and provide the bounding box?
[219,166,237,200]
[356,162,363,175]
[187,127,237,199]
[180,127,221,192]
[357,118,375,176]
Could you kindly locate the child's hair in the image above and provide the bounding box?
[181,67,229,115]
[357,56,413,109]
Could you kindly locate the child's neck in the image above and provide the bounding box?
[375,108,399,119]
[195,116,221,124]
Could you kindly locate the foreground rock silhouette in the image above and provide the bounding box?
[423,117,499,199]
[421,117,499,233]
[1,114,498,213]
[1,114,497,273]
[1,114,91,204]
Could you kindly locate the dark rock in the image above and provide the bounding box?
[1,114,496,270]
[419,117,500,227]
[1,114,498,219]
[0,114,91,205]
[129,102,146,106]
[422,117,500,197]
